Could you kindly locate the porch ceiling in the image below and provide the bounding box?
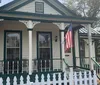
[79,27,100,34]
[0,11,96,24]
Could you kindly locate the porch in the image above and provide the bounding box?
[0,20,69,75]
[0,58,64,74]
[76,57,100,78]
[0,20,96,75]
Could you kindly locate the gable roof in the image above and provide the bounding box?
[0,0,78,17]
[0,0,97,24]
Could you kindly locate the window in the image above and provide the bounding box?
[4,31,22,74]
[95,39,100,62]
[6,32,20,60]
[79,39,85,58]
[35,2,44,14]
[37,32,52,71]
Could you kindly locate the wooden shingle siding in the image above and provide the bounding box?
[16,0,61,15]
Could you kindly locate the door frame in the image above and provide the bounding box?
[4,30,22,73]
[37,31,53,71]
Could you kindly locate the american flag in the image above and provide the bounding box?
[65,23,73,52]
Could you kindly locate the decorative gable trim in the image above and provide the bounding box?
[11,0,65,15]
[10,0,35,11]
[43,0,66,15]
[0,0,28,11]
[0,0,75,16]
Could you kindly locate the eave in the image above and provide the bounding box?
[79,33,100,39]
[0,11,96,24]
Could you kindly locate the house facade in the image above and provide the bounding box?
[0,0,96,75]
[75,27,100,68]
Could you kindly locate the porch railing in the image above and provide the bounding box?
[76,57,90,69]
[95,57,100,63]
[0,60,29,74]
[76,57,100,78]
[32,58,62,72]
[0,58,63,74]
[91,57,100,78]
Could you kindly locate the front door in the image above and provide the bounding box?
[37,32,52,71]
[4,31,22,74]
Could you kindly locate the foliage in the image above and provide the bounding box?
[62,0,100,27]
[63,0,100,17]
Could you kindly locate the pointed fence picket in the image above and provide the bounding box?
[0,70,97,85]
[13,77,17,85]
[0,78,3,85]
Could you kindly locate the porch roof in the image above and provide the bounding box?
[79,28,100,39]
[79,28,100,34]
[0,11,96,24]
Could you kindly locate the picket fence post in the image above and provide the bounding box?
[47,74,50,85]
[58,73,61,85]
[79,72,82,85]
[93,71,97,85]
[13,76,17,85]
[0,78,3,85]
[35,74,39,85]
[64,73,67,85]
[84,71,87,85]
[89,71,92,85]
[53,73,56,85]
[41,74,45,85]
[74,72,77,85]
[69,67,73,85]
[27,75,30,85]
[6,77,10,85]
[20,76,24,85]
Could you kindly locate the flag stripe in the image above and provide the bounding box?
[65,24,73,52]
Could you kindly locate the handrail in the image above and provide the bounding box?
[91,57,100,67]
[91,57,100,79]
[62,58,69,68]
[32,58,62,61]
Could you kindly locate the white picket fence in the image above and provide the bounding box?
[0,70,97,85]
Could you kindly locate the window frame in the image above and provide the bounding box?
[4,30,22,73]
[4,30,22,61]
[37,31,53,70]
[35,2,44,14]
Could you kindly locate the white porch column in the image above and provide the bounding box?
[19,20,40,75]
[61,23,66,72]
[87,24,94,70]
[27,21,33,75]
[53,22,69,72]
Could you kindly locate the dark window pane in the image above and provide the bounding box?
[39,48,50,59]
[6,33,20,47]
[35,2,44,13]
[7,48,19,60]
[80,39,85,57]
[39,33,50,47]
[6,32,20,60]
